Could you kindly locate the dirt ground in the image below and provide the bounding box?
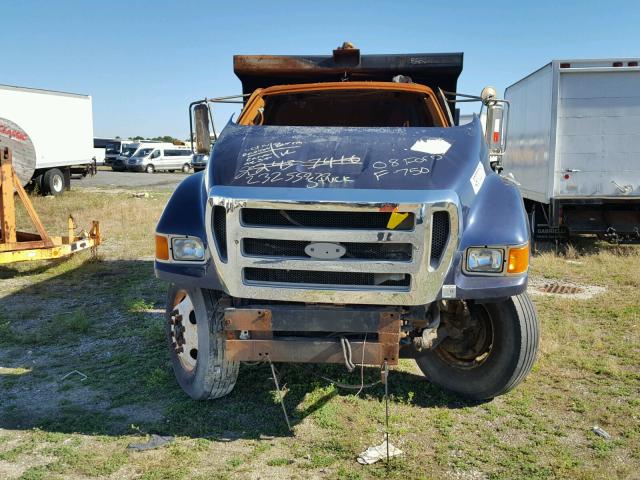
[0,186,638,479]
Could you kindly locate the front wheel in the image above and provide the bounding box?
[182,163,191,173]
[416,293,538,400]
[165,286,239,400]
[146,164,155,174]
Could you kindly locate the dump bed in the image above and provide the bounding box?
[503,59,640,203]
[234,49,463,110]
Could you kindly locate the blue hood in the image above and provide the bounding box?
[209,117,488,196]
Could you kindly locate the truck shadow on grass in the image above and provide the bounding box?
[0,257,480,441]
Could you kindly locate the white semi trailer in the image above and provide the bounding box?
[502,59,640,242]
[0,84,96,195]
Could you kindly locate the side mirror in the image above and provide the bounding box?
[481,86,509,172]
[485,102,506,153]
[194,104,211,154]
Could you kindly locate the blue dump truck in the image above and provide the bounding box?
[154,45,538,401]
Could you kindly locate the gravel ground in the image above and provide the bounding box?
[72,170,191,191]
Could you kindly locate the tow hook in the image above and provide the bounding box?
[413,304,447,351]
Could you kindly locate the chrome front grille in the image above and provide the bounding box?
[206,187,459,306]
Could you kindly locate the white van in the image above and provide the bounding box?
[112,142,144,171]
[126,143,193,173]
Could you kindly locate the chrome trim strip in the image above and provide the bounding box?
[236,226,420,243]
[239,257,419,273]
[205,186,460,306]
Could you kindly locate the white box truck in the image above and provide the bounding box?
[502,59,640,242]
[0,84,96,195]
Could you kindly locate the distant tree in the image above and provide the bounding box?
[131,136,145,140]
[115,136,121,139]
[151,135,177,143]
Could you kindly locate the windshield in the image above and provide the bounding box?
[257,90,437,127]
[121,146,138,157]
[132,148,155,158]
[105,143,120,154]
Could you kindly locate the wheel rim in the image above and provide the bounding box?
[183,164,190,173]
[52,175,63,192]
[435,304,494,370]
[169,290,198,372]
[147,165,154,173]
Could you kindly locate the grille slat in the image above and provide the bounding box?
[211,202,455,300]
[244,268,410,288]
[243,238,412,261]
[242,208,414,230]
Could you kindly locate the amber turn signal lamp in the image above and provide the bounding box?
[507,244,529,274]
[155,235,169,260]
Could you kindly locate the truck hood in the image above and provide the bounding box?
[209,117,488,193]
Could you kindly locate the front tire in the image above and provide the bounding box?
[416,293,538,400]
[165,285,239,400]
[146,164,155,174]
[182,163,191,173]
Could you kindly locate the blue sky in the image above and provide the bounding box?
[2,0,638,139]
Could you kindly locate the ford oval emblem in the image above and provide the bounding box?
[304,242,346,260]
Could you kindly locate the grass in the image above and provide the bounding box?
[0,186,639,479]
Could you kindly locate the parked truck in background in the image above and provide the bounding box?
[155,45,538,402]
[502,59,640,242]
[0,84,96,195]
[104,139,135,166]
[111,142,145,171]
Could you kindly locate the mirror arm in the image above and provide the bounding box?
[206,100,218,142]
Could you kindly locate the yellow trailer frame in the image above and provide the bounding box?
[0,146,101,265]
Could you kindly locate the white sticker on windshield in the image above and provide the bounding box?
[410,138,451,155]
[470,162,486,194]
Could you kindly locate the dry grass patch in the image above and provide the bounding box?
[13,189,169,260]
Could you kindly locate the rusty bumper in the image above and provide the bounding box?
[223,306,402,366]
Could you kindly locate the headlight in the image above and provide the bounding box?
[466,248,504,273]
[172,237,205,261]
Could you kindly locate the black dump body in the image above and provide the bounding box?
[234,48,463,110]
